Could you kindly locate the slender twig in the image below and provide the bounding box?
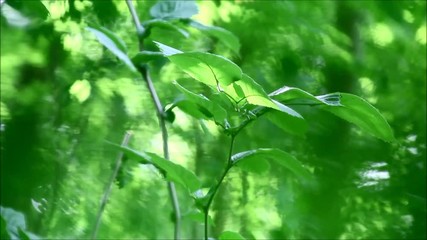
[125,1,181,239]
[92,131,132,239]
[203,135,236,240]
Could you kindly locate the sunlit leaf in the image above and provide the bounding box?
[115,145,202,192]
[150,0,198,19]
[219,231,245,240]
[321,93,395,142]
[154,42,242,87]
[190,21,240,54]
[232,148,312,181]
[86,25,136,72]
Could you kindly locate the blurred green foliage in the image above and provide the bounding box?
[1,0,425,239]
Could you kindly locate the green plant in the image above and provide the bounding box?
[84,1,395,239]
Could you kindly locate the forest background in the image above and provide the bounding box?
[1,0,426,239]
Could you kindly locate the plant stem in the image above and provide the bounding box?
[92,131,132,239]
[203,135,236,240]
[126,1,181,239]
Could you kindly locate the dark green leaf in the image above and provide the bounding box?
[219,231,245,240]
[190,21,240,54]
[115,145,202,192]
[321,93,395,142]
[266,109,308,136]
[86,25,136,72]
[164,109,176,123]
[150,0,198,19]
[232,149,312,181]
[154,42,242,87]
[143,19,189,38]
[132,51,164,65]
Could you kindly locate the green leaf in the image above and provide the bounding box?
[225,74,278,109]
[131,51,164,65]
[86,25,136,72]
[174,82,227,123]
[270,86,341,106]
[114,145,202,192]
[143,19,189,38]
[321,93,394,142]
[150,0,198,19]
[232,148,312,181]
[154,42,242,87]
[154,41,183,56]
[266,109,308,136]
[219,231,245,240]
[190,21,240,54]
[184,210,214,225]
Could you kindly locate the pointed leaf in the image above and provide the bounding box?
[219,231,245,240]
[150,0,198,19]
[266,109,308,136]
[190,21,240,54]
[86,26,136,72]
[154,41,183,56]
[232,148,312,181]
[115,145,201,192]
[321,93,394,142]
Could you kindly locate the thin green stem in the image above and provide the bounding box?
[126,1,181,239]
[203,135,236,240]
[92,131,132,239]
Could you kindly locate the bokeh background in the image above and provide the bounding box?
[1,0,426,239]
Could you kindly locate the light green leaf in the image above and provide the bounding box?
[154,41,183,56]
[225,74,278,109]
[150,0,198,19]
[190,21,240,54]
[219,231,245,240]
[143,19,189,38]
[232,148,312,181]
[115,145,202,192]
[174,82,227,123]
[86,26,136,72]
[321,93,394,142]
[154,42,242,87]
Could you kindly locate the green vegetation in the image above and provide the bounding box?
[1,1,425,239]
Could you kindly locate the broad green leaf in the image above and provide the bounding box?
[131,51,164,65]
[232,148,312,181]
[225,74,278,109]
[115,145,202,192]
[190,21,240,54]
[270,86,341,106]
[219,231,245,240]
[174,82,227,123]
[321,93,394,142]
[154,42,242,87]
[154,41,183,56]
[86,26,136,72]
[150,0,198,19]
[143,19,189,38]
